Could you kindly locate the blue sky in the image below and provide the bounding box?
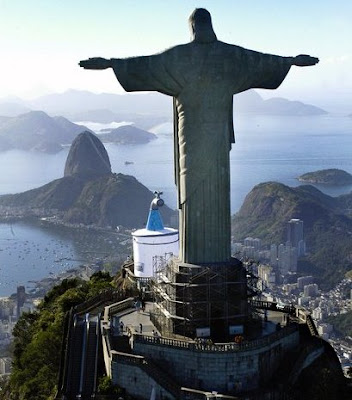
[1,0,351,111]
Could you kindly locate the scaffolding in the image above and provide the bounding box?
[150,257,248,341]
[243,259,261,298]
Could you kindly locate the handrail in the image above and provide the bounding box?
[249,299,296,315]
[250,301,320,339]
[133,324,298,353]
[111,351,145,364]
[102,326,112,357]
[79,313,89,396]
[295,307,319,337]
[107,297,135,317]
[74,288,120,315]
[180,387,240,399]
[60,312,80,398]
[56,308,73,397]
[58,289,132,399]
[92,313,100,394]
[306,314,319,336]
[64,316,86,398]
[102,297,135,324]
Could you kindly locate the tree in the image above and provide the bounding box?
[2,274,116,399]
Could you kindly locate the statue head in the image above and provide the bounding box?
[189,8,217,43]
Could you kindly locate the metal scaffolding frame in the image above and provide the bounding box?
[150,257,248,341]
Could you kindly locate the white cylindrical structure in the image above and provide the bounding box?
[132,228,179,278]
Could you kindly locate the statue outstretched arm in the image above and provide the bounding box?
[79,57,112,70]
[290,54,319,67]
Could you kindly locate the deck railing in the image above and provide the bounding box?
[133,324,298,353]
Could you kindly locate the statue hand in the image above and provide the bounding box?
[79,57,111,70]
[293,54,319,67]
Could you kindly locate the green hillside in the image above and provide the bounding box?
[298,169,352,185]
[0,272,114,400]
[232,182,352,289]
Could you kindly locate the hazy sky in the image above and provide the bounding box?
[1,0,351,111]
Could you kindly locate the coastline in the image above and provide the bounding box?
[0,215,132,297]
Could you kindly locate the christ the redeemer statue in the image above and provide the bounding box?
[80,8,318,265]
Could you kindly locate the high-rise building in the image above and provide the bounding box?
[297,276,314,290]
[303,283,319,298]
[0,357,12,375]
[258,264,276,289]
[270,244,278,267]
[277,243,297,275]
[317,323,333,336]
[244,237,261,251]
[231,242,243,255]
[287,219,305,256]
[16,286,26,319]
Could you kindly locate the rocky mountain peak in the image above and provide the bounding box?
[64,131,111,177]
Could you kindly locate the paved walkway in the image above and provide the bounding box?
[112,302,159,336]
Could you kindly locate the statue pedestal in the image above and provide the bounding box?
[151,257,248,341]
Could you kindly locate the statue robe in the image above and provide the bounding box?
[111,41,291,264]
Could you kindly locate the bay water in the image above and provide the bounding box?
[0,114,351,295]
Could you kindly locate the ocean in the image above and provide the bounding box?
[0,113,351,295]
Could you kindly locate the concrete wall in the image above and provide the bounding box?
[111,360,176,400]
[132,329,299,393]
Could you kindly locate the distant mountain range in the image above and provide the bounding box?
[0,89,329,153]
[0,131,175,228]
[232,181,352,289]
[0,102,31,117]
[0,89,327,121]
[0,111,156,153]
[99,125,156,144]
[0,90,328,152]
[0,111,91,152]
[233,90,327,116]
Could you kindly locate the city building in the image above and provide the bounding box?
[317,323,333,340]
[16,286,26,319]
[312,306,328,321]
[304,283,319,298]
[298,296,310,306]
[232,240,269,264]
[287,218,305,257]
[270,244,278,267]
[297,275,314,290]
[283,283,298,295]
[244,237,261,251]
[258,264,276,289]
[278,243,298,275]
[0,298,15,319]
[0,357,12,375]
[232,242,244,255]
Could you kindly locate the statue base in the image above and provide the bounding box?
[151,257,248,341]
